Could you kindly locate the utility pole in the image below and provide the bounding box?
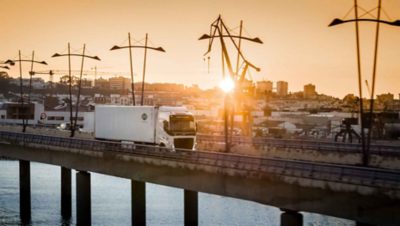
[366,0,382,152]
[111,33,165,106]
[329,0,400,166]
[73,44,86,138]
[19,51,24,132]
[140,34,148,106]
[52,44,101,137]
[7,51,47,132]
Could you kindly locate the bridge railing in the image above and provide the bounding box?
[197,134,400,155]
[1,131,400,190]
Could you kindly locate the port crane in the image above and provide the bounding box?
[199,15,263,151]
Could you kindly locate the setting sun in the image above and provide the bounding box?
[219,76,235,93]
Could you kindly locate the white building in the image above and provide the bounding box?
[10,78,46,89]
[0,102,94,132]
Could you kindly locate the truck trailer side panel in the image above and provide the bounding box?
[95,105,156,143]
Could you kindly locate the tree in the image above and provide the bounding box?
[59,75,79,86]
[0,71,11,91]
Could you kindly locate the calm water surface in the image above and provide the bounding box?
[0,160,354,226]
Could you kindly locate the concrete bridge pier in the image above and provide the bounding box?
[76,171,91,226]
[61,167,72,219]
[280,209,303,226]
[132,180,146,226]
[19,160,31,224]
[184,190,198,226]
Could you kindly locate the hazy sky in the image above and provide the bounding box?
[1,0,399,98]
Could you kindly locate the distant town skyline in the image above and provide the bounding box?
[1,0,399,98]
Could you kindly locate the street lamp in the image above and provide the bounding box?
[8,51,47,132]
[329,18,400,27]
[111,33,165,106]
[52,43,101,137]
[199,34,263,44]
[329,0,399,166]
[2,60,15,66]
[1,60,14,69]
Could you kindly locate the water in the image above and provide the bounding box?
[0,160,354,226]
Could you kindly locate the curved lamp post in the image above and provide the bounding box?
[111,33,165,106]
[52,43,101,137]
[329,0,399,166]
[329,18,400,27]
[8,51,47,132]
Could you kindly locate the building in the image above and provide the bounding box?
[377,93,394,104]
[114,94,133,105]
[94,77,110,89]
[239,79,255,97]
[276,81,288,96]
[304,83,317,99]
[81,79,93,88]
[109,76,131,91]
[93,94,109,104]
[0,100,95,132]
[10,77,46,89]
[256,80,273,95]
[0,102,43,125]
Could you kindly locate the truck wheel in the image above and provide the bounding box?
[158,143,166,152]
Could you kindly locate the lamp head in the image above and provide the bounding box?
[92,56,101,61]
[156,47,166,52]
[329,18,344,27]
[199,34,211,40]
[392,20,400,26]
[110,45,121,51]
[252,37,263,44]
[5,60,15,65]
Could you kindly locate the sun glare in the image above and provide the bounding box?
[219,76,235,93]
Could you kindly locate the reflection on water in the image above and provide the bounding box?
[0,160,354,226]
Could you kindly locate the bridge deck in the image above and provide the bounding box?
[1,131,400,226]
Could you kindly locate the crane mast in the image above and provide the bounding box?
[199,16,263,148]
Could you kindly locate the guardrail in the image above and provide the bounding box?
[1,131,400,190]
[197,135,400,156]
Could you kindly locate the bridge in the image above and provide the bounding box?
[0,131,399,226]
[197,134,400,169]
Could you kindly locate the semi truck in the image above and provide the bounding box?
[94,105,197,150]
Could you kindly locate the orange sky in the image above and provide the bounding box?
[1,0,399,98]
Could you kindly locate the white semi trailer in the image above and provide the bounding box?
[94,105,197,150]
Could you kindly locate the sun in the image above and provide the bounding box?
[219,76,235,93]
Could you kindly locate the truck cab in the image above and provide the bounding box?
[157,106,197,150]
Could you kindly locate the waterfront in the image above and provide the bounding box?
[0,160,354,226]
